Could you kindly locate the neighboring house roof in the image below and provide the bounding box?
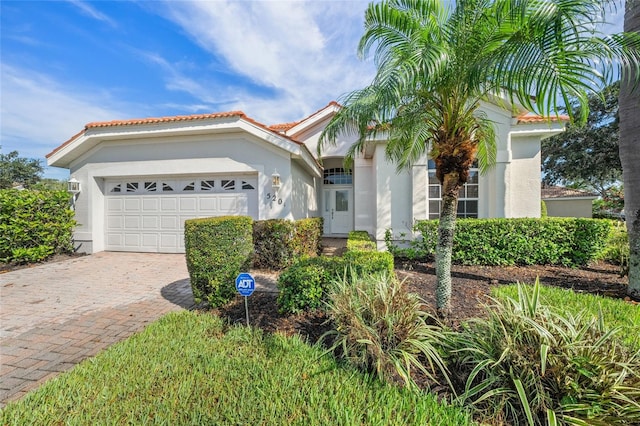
[541,185,598,200]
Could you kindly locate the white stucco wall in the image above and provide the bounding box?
[290,160,319,219]
[353,155,375,235]
[507,135,542,217]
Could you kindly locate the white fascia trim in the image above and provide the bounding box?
[295,145,323,178]
[510,124,565,138]
[285,104,341,136]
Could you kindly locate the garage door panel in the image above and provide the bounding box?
[161,216,178,230]
[199,198,217,210]
[142,198,159,211]
[142,216,159,229]
[124,199,141,211]
[124,234,140,247]
[107,233,123,246]
[161,198,178,211]
[142,234,158,248]
[107,216,123,230]
[124,216,141,229]
[107,198,123,211]
[160,234,179,250]
[179,197,198,211]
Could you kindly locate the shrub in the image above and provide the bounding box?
[325,271,450,389]
[276,256,342,313]
[253,219,296,270]
[277,251,395,314]
[0,189,75,263]
[292,217,323,258]
[252,218,323,270]
[446,280,640,425]
[598,220,629,275]
[540,200,548,218]
[184,216,253,307]
[388,218,611,266]
[347,230,376,252]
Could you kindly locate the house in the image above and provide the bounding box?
[47,100,565,254]
[541,185,598,218]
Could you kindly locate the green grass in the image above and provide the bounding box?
[492,283,640,350]
[1,311,474,425]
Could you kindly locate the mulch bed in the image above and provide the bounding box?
[211,260,632,340]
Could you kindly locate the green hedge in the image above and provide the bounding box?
[347,230,377,252]
[277,250,394,314]
[184,216,253,307]
[252,217,322,270]
[0,189,75,263]
[387,218,612,266]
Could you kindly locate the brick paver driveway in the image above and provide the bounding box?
[0,252,194,407]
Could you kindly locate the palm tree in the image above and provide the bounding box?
[620,0,640,300]
[321,0,640,317]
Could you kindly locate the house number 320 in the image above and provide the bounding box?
[266,193,282,204]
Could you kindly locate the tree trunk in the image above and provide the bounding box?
[436,172,460,317]
[620,0,640,300]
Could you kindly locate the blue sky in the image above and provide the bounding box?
[1,1,625,181]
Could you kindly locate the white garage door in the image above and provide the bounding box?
[105,176,258,253]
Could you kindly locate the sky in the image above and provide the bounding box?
[0,0,626,181]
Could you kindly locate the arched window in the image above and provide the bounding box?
[323,168,352,185]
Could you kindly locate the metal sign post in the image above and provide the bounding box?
[235,273,255,326]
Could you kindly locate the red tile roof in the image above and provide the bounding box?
[517,113,570,124]
[46,110,303,159]
[84,111,245,129]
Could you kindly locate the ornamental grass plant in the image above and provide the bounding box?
[446,279,640,425]
[324,271,450,389]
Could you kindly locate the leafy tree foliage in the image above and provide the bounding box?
[542,82,621,197]
[0,150,43,189]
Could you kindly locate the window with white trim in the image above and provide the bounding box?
[427,159,478,219]
[323,168,352,185]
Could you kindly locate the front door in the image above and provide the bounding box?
[323,188,353,234]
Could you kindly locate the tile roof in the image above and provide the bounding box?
[46,110,303,159]
[517,113,570,124]
[84,111,246,129]
[541,185,597,199]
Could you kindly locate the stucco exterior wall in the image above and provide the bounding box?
[290,160,319,219]
[545,199,594,218]
[353,155,375,236]
[507,135,542,217]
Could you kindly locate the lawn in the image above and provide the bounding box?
[0,311,474,425]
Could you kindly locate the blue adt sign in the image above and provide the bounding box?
[235,273,255,297]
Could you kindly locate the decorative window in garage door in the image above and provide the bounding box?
[107,177,257,195]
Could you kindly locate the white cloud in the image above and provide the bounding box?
[158,0,375,123]
[0,64,135,178]
[67,0,117,27]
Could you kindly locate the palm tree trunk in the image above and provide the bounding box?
[620,0,640,300]
[436,172,460,317]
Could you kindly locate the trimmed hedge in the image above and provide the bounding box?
[252,217,323,270]
[387,218,612,266]
[347,230,377,252]
[0,189,75,263]
[277,250,394,314]
[184,216,253,307]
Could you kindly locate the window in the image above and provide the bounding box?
[183,182,195,191]
[144,181,157,192]
[162,183,173,192]
[200,180,215,191]
[110,184,122,193]
[221,180,235,191]
[126,182,138,193]
[323,168,352,185]
[241,181,255,190]
[427,160,478,219]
